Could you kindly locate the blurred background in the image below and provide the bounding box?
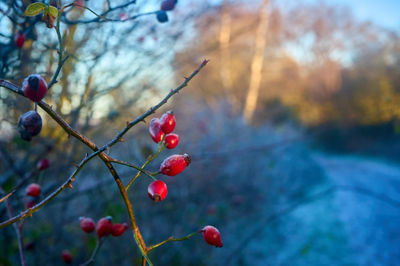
[1,0,400,265]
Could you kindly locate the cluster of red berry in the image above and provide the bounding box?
[62,217,128,264]
[148,112,223,248]
[148,111,190,202]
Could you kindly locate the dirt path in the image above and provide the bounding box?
[313,153,400,266]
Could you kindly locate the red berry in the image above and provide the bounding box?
[26,183,41,197]
[159,111,176,134]
[160,0,175,11]
[111,223,128,237]
[80,217,96,233]
[202,226,223,247]
[62,250,72,264]
[26,200,35,209]
[160,154,191,176]
[149,118,165,143]
[14,32,25,48]
[119,12,129,21]
[164,133,179,149]
[96,216,113,238]
[22,74,48,102]
[18,111,42,141]
[206,205,217,215]
[37,158,50,171]
[147,180,168,202]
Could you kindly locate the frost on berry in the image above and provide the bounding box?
[159,111,176,134]
[18,111,42,141]
[96,216,113,238]
[22,74,48,102]
[160,153,191,176]
[149,118,165,143]
[202,225,223,247]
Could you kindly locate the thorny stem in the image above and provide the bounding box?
[0,61,208,265]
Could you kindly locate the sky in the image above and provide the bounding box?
[309,0,400,29]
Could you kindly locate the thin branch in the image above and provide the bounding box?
[3,194,26,266]
[48,1,67,90]
[147,231,201,252]
[126,139,166,190]
[103,60,209,157]
[80,237,104,266]
[109,158,157,181]
[0,151,100,228]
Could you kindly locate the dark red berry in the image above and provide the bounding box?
[206,205,217,215]
[148,180,168,202]
[160,153,190,176]
[111,223,128,237]
[25,241,35,250]
[161,0,175,11]
[18,111,42,141]
[164,133,179,149]
[37,158,50,171]
[96,216,113,238]
[62,250,72,264]
[80,217,96,233]
[202,225,223,247]
[149,118,165,143]
[26,200,35,209]
[156,10,168,23]
[22,74,48,102]
[159,111,176,134]
[14,32,26,48]
[26,183,41,197]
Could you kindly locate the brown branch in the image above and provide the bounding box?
[0,151,99,228]
[0,61,208,265]
[101,59,209,154]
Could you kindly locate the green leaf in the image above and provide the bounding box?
[48,6,58,18]
[24,2,46,16]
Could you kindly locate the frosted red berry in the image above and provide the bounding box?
[62,250,72,264]
[160,154,191,176]
[37,158,50,171]
[80,217,96,233]
[148,180,168,202]
[149,118,165,143]
[164,133,179,149]
[111,223,128,237]
[202,225,223,247]
[22,74,48,102]
[161,0,175,11]
[14,32,26,48]
[159,111,176,134]
[26,183,41,197]
[18,111,42,141]
[96,216,113,238]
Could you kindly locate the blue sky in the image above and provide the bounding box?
[310,0,400,29]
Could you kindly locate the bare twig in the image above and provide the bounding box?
[147,231,201,252]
